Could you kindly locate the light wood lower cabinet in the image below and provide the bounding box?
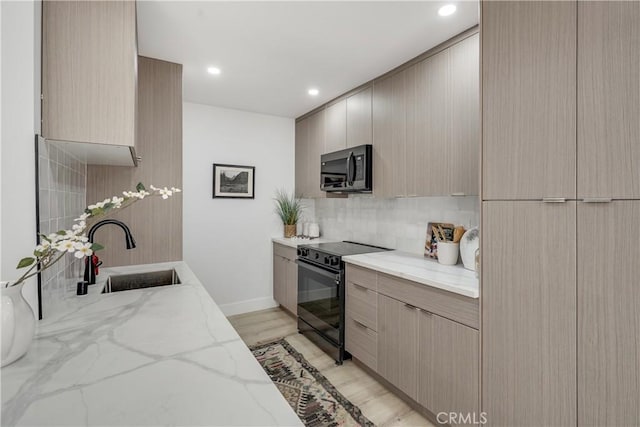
[345,264,480,421]
[378,294,419,398]
[578,201,640,426]
[273,243,297,315]
[482,201,577,426]
[418,311,479,422]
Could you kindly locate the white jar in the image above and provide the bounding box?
[437,242,460,266]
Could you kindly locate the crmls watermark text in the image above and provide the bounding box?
[436,412,488,425]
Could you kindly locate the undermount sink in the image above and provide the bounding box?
[102,269,181,293]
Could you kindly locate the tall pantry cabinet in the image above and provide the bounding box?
[481,1,640,426]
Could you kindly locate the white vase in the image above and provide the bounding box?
[460,228,480,271]
[1,281,36,367]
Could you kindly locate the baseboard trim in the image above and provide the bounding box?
[218,297,279,316]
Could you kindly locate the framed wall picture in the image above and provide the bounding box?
[212,164,255,199]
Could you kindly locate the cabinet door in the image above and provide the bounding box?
[285,259,298,315]
[418,50,450,196]
[346,87,372,148]
[482,1,576,200]
[449,34,480,196]
[295,118,309,197]
[42,0,137,147]
[306,110,325,198]
[273,255,286,307]
[578,2,640,199]
[404,66,418,197]
[377,294,418,399]
[324,100,347,153]
[373,76,393,198]
[418,311,479,423]
[578,202,640,425]
[390,71,407,198]
[482,201,576,426]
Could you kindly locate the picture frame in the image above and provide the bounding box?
[424,222,455,259]
[212,164,255,199]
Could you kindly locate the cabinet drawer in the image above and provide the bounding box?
[346,316,377,370]
[378,273,479,329]
[346,264,377,291]
[346,282,377,331]
[273,243,297,261]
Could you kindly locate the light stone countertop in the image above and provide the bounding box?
[1,261,302,427]
[271,236,338,248]
[343,251,479,298]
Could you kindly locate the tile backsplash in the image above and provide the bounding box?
[301,195,479,255]
[38,139,87,318]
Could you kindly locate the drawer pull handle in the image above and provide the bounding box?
[583,198,612,203]
[542,197,566,203]
[353,283,368,292]
[353,319,368,329]
[404,303,418,310]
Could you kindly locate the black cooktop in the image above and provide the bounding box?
[301,241,390,257]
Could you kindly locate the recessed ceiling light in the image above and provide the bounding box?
[207,67,221,75]
[308,88,319,96]
[438,4,457,17]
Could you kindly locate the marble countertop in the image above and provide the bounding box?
[272,236,338,248]
[343,251,479,298]
[1,261,302,427]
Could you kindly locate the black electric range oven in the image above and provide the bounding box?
[296,241,390,364]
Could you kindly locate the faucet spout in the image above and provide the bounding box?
[84,219,136,284]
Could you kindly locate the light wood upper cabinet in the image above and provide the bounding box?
[324,100,347,153]
[372,33,479,199]
[449,34,480,196]
[391,71,407,197]
[373,71,408,198]
[482,1,576,200]
[295,111,325,198]
[404,67,418,197]
[307,110,325,198]
[578,2,640,199]
[346,87,372,148]
[419,50,450,196]
[295,118,309,197]
[377,294,418,399]
[373,76,394,198]
[578,201,640,426]
[42,0,137,148]
[482,201,577,426]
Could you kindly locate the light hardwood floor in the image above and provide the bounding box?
[228,307,435,427]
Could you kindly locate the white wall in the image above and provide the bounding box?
[1,0,38,315]
[183,102,295,316]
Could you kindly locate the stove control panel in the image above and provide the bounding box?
[297,247,342,269]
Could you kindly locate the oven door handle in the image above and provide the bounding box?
[296,260,341,284]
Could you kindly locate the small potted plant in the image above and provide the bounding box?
[274,190,303,238]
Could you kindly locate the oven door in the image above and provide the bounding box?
[297,259,343,345]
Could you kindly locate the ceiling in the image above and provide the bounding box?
[137,1,479,118]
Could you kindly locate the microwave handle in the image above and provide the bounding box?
[346,151,355,185]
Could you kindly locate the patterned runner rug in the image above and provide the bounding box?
[250,338,375,427]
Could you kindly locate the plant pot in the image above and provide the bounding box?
[284,224,297,238]
[1,281,36,367]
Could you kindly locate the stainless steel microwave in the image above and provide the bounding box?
[320,144,372,193]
